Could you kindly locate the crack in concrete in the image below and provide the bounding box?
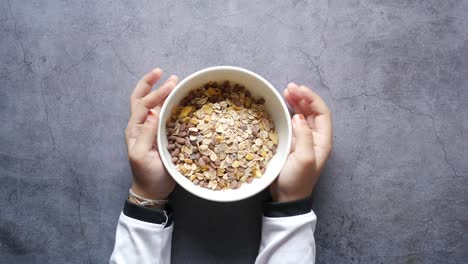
[7,0,41,78]
[39,80,93,264]
[56,149,92,264]
[119,16,135,36]
[111,45,138,78]
[370,97,461,179]
[296,48,460,179]
[69,166,93,264]
[52,44,99,76]
[7,0,28,65]
[318,0,331,57]
[296,48,341,100]
[266,13,291,28]
[40,80,56,150]
[183,0,250,21]
[335,92,380,100]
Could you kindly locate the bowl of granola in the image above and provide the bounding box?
[158,66,292,202]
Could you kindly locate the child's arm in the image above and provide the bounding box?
[256,197,316,264]
[256,83,332,264]
[110,68,179,264]
[110,201,173,264]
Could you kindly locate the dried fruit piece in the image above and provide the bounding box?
[232,160,241,168]
[202,104,213,115]
[245,153,254,161]
[269,132,278,145]
[179,106,193,118]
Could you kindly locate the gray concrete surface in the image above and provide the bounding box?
[1,0,467,263]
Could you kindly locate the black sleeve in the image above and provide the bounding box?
[263,195,312,217]
[123,200,173,227]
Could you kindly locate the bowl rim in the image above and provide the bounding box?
[158,65,292,202]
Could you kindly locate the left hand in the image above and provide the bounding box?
[125,68,179,200]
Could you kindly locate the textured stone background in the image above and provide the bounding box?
[1,0,467,263]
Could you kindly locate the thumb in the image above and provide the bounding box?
[292,114,315,164]
[134,109,160,152]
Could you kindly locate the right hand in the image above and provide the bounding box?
[125,68,179,200]
[270,83,333,202]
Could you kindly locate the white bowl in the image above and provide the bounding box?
[158,66,292,202]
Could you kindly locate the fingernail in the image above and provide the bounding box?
[166,77,178,86]
[294,114,305,122]
[299,85,309,92]
[147,109,157,122]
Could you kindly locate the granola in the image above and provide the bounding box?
[166,81,278,190]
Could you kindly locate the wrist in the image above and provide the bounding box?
[131,183,170,201]
[271,191,311,203]
[123,200,173,226]
[264,195,312,217]
[127,195,166,210]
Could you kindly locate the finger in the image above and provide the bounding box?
[290,85,331,116]
[131,68,163,107]
[314,112,332,150]
[142,75,179,109]
[125,124,143,141]
[301,86,332,146]
[284,83,300,104]
[284,84,303,115]
[292,114,315,163]
[298,100,316,129]
[290,134,296,153]
[290,85,332,145]
[134,109,160,152]
[286,84,313,116]
[131,74,178,113]
[152,105,162,112]
[129,76,178,126]
[285,85,315,129]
